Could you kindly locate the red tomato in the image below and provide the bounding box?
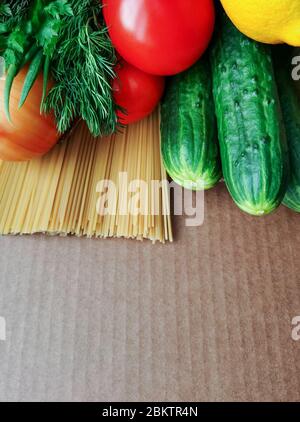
[103,0,215,76]
[113,60,165,125]
[0,68,59,161]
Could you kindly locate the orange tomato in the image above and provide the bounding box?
[0,67,59,161]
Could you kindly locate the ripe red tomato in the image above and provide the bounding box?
[103,0,215,76]
[113,60,165,125]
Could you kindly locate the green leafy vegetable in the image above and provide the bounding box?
[43,0,118,136]
[0,0,118,137]
[1,0,73,120]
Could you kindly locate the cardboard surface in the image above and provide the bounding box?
[0,182,300,402]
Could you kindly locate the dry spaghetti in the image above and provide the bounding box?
[0,111,173,243]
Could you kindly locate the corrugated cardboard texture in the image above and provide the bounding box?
[0,183,300,402]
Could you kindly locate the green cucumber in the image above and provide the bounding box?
[274,47,300,212]
[210,14,289,216]
[160,57,221,191]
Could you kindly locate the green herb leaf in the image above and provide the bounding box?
[45,0,73,19]
[36,18,59,55]
[6,28,28,54]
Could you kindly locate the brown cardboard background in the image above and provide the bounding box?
[0,182,299,402]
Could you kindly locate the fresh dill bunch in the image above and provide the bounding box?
[7,0,31,16]
[43,0,118,137]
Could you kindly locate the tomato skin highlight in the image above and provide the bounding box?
[103,0,215,75]
[113,60,165,125]
[0,68,59,161]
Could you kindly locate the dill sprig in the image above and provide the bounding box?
[0,1,30,21]
[43,0,118,136]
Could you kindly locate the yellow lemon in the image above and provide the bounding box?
[220,0,300,46]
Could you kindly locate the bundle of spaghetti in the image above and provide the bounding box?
[0,110,173,243]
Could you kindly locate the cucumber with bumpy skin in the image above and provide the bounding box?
[210,14,289,216]
[274,47,300,212]
[160,57,221,191]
